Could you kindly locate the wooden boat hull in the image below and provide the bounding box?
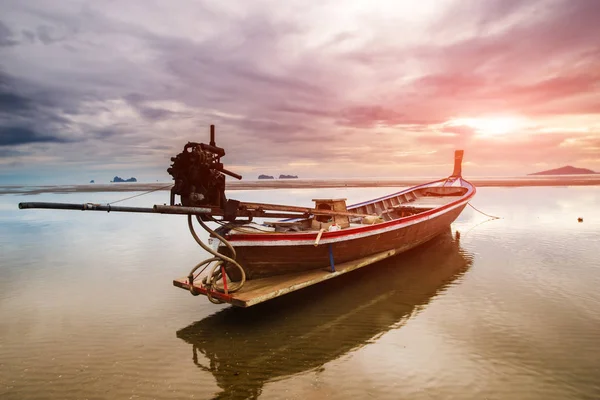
[220,178,474,281]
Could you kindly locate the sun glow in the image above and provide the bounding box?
[450,117,525,136]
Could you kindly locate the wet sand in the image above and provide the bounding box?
[1,175,599,195]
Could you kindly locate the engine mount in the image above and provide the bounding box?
[167,125,241,211]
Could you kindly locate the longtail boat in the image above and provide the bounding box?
[18,125,475,307]
[217,162,473,281]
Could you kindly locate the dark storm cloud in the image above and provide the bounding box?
[0,126,72,146]
[0,91,32,113]
[0,71,80,154]
[0,69,82,118]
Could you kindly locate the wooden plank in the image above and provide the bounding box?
[311,198,347,202]
[384,197,456,211]
[409,197,457,206]
[240,201,373,218]
[263,221,304,227]
[173,247,402,307]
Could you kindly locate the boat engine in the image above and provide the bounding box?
[167,125,242,213]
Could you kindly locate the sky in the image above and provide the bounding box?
[1,0,599,184]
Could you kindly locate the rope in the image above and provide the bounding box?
[187,214,246,304]
[459,217,497,237]
[467,202,500,220]
[105,181,246,303]
[108,184,173,205]
[187,257,220,297]
[101,179,248,303]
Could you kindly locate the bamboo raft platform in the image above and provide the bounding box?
[173,247,403,307]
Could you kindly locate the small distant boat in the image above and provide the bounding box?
[213,150,475,284]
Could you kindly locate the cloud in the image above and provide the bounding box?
[0,71,78,151]
[441,125,477,136]
[347,0,600,120]
[338,106,406,128]
[0,91,32,112]
[123,94,176,121]
[0,0,599,181]
[0,20,19,47]
[0,126,73,146]
[0,148,23,157]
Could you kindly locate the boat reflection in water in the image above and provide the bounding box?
[176,229,473,399]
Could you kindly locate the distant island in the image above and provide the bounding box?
[258,174,299,179]
[528,166,597,176]
[111,176,138,182]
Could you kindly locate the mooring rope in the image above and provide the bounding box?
[107,184,173,205]
[467,202,500,220]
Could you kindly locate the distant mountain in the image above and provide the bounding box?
[528,166,597,176]
[279,174,298,179]
[111,176,138,182]
[258,174,274,179]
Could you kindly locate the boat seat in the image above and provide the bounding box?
[389,204,433,211]
[264,221,302,227]
[264,220,306,232]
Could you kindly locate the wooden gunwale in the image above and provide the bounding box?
[223,178,475,244]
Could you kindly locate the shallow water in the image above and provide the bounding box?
[1,186,599,400]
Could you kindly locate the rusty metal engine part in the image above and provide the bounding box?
[167,125,241,210]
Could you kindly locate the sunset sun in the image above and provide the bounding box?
[451,117,525,137]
